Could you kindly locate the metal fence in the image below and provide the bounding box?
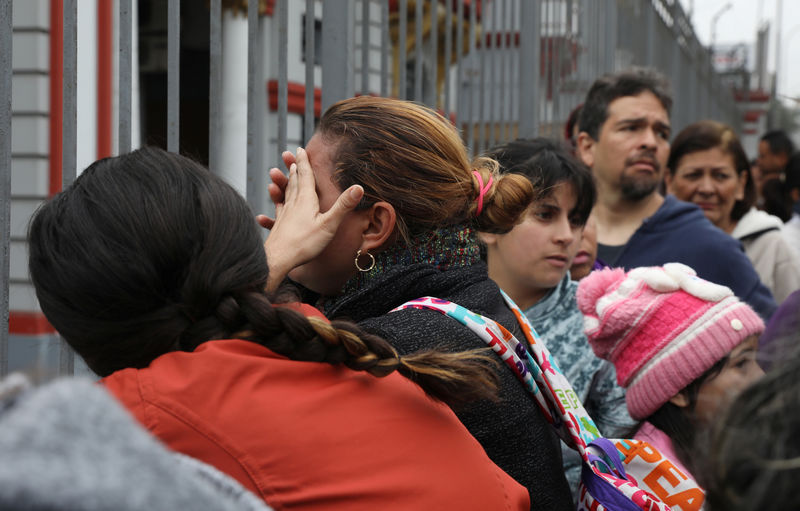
[0,0,741,377]
[1,0,11,377]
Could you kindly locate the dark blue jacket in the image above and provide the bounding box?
[607,195,777,320]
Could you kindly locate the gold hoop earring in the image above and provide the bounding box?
[354,249,376,272]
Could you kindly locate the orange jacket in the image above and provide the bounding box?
[103,339,529,511]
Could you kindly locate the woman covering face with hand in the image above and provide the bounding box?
[261,96,574,511]
[666,120,800,303]
[28,146,532,511]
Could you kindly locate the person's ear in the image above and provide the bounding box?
[477,231,499,247]
[360,201,397,252]
[668,391,690,409]
[576,131,596,168]
[664,171,674,194]
[791,188,800,203]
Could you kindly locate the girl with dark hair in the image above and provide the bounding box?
[666,120,800,303]
[481,138,597,307]
[478,138,630,498]
[260,96,574,510]
[27,146,530,510]
[577,263,765,482]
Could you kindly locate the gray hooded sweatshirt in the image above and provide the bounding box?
[0,375,272,511]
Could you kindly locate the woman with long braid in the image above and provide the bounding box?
[260,96,574,510]
[27,146,529,510]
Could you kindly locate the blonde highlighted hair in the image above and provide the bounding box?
[317,97,533,242]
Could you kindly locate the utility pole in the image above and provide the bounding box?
[710,2,733,51]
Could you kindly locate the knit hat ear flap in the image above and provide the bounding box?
[576,267,628,359]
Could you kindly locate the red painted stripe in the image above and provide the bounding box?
[97,0,113,159]
[733,90,770,102]
[743,110,763,122]
[49,0,63,197]
[482,31,519,48]
[267,80,322,117]
[9,311,56,335]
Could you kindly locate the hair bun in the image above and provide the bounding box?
[472,159,533,234]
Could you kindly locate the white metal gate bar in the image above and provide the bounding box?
[671,1,682,129]
[646,1,655,66]
[277,0,288,156]
[605,0,616,72]
[414,0,423,101]
[555,0,562,130]
[519,0,538,138]
[247,0,265,210]
[119,0,132,154]
[397,0,407,100]
[455,0,463,122]
[361,0,370,96]
[428,1,437,107]
[543,0,551,136]
[499,0,510,142]
[443,2,452,117]
[321,0,354,112]
[380,1,389,97]
[477,0,486,153]
[167,0,180,153]
[305,0,316,142]
[464,1,475,149]
[209,0,221,173]
[0,0,11,377]
[59,0,78,375]
[487,0,496,149]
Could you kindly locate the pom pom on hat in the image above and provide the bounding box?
[576,267,629,359]
[577,263,765,419]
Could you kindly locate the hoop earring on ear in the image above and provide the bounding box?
[354,249,376,272]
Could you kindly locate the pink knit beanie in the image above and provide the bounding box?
[576,263,764,420]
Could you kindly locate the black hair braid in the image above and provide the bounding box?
[235,293,342,362]
[234,293,385,368]
[317,319,404,376]
[227,291,500,407]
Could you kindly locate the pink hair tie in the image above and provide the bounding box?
[473,171,493,216]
